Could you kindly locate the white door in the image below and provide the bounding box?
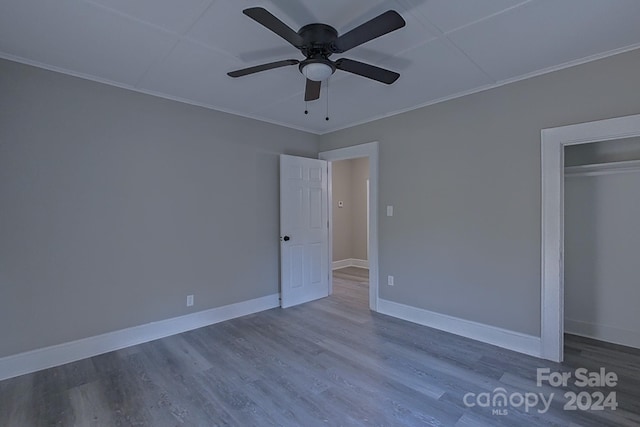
[280,154,329,308]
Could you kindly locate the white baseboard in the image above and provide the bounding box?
[0,294,280,381]
[332,258,369,270]
[332,259,352,270]
[377,299,542,358]
[565,318,640,349]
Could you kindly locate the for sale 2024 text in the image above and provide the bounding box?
[537,367,618,411]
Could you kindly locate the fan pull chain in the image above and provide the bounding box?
[304,100,308,115]
[325,79,330,121]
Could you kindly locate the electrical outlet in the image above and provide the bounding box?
[186,294,194,307]
[388,275,394,286]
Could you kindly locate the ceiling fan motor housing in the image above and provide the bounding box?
[298,23,339,58]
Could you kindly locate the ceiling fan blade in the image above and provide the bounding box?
[227,59,299,77]
[332,10,405,53]
[243,7,304,48]
[335,58,399,84]
[304,79,321,101]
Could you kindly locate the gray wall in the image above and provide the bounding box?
[319,48,640,336]
[351,157,369,261]
[331,158,369,262]
[564,140,640,348]
[0,59,318,358]
[332,160,353,262]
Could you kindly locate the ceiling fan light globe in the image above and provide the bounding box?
[302,62,333,81]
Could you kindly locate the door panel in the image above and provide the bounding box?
[280,155,328,308]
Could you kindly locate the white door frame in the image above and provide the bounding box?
[319,142,379,311]
[540,113,640,362]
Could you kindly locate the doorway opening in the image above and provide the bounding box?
[541,114,640,362]
[330,157,370,305]
[563,138,640,351]
[319,142,379,311]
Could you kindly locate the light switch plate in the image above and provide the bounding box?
[386,205,393,216]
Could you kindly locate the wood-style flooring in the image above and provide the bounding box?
[1,268,639,426]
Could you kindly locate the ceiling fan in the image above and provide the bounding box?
[227,7,406,102]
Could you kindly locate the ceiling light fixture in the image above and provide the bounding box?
[301,60,335,81]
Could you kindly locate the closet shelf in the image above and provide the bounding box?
[565,159,640,177]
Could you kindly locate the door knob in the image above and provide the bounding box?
[282,235,290,242]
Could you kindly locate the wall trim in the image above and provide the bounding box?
[322,44,640,134]
[377,299,542,358]
[0,53,319,136]
[566,318,640,350]
[3,44,640,136]
[0,294,279,381]
[332,258,369,270]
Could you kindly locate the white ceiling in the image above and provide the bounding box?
[2,0,640,134]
